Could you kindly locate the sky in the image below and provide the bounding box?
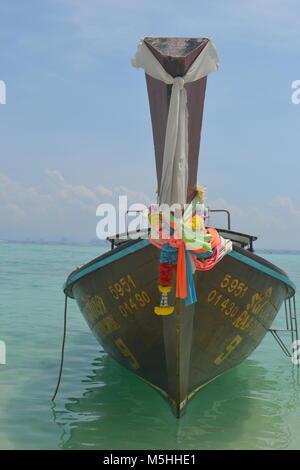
[0,0,300,248]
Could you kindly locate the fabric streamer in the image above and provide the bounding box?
[148,192,232,315]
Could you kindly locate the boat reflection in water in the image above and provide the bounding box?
[52,349,299,450]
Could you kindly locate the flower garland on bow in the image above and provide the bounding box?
[149,188,221,315]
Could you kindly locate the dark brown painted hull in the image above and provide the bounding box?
[65,240,294,416]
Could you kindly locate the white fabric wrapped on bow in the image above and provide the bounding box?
[132,39,219,206]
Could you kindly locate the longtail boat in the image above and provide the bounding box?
[64,37,297,417]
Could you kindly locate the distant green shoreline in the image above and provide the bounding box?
[0,239,300,254]
[0,239,107,247]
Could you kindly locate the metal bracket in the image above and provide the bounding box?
[269,296,299,364]
[208,209,231,230]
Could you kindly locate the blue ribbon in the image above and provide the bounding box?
[159,243,213,306]
[185,252,197,306]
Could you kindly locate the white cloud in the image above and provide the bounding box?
[6,203,26,217]
[277,196,300,224]
[113,185,151,206]
[96,185,113,197]
[0,170,299,247]
[208,195,300,248]
[45,169,65,183]
[0,171,151,241]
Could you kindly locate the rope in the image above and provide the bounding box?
[51,292,68,401]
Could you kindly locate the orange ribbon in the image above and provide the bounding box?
[175,240,188,299]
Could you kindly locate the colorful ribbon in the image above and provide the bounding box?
[149,191,221,308]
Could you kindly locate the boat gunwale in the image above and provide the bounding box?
[63,237,296,298]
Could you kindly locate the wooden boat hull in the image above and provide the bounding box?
[65,239,295,416]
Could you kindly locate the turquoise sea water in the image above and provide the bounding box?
[0,242,299,450]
